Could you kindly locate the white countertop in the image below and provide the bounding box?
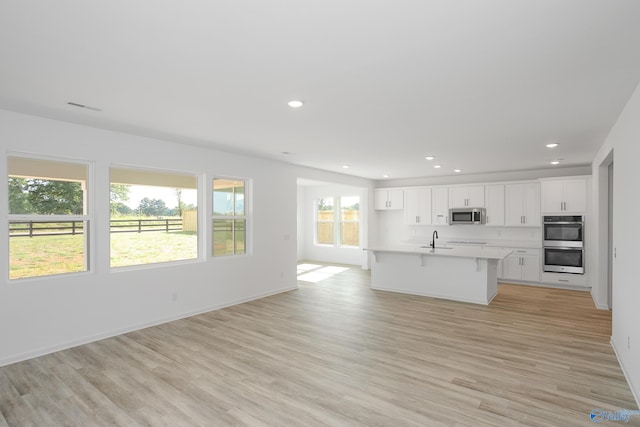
[401,238,542,249]
[364,245,513,260]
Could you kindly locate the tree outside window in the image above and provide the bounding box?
[8,156,90,280]
[109,167,198,268]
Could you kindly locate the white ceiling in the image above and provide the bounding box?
[1,1,640,180]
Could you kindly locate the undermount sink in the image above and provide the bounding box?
[419,246,454,250]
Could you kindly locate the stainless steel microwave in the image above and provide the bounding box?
[449,208,486,225]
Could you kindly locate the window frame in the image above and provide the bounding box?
[212,176,250,257]
[109,164,201,270]
[339,195,360,248]
[314,197,336,247]
[314,195,361,249]
[7,153,93,281]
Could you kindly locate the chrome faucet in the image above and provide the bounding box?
[430,230,439,249]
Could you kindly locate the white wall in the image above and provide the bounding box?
[0,109,305,366]
[598,82,640,405]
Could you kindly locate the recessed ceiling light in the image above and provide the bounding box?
[342,165,350,169]
[425,156,435,160]
[434,164,442,169]
[382,174,389,178]
[546,143,559,148]
[288,100,304,108]
[454,169,462,173]
[550,160,560,165]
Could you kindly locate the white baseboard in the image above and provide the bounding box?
[0,285,297,368]
[499,280,591,292]
[591,292,610,310]
[611,337,640,408]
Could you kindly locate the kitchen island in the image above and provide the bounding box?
[365,245,513,305]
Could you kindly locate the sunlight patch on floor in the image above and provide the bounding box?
[317,266,349,274]
[297,263,350,283]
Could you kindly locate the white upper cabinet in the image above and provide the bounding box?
[505,182,540,227]
[431,187,449,226]
[449,185,485,208]
[485,184,505,226]
[375,188,404,210]
[404,188,432,225]
[540,178,587,213]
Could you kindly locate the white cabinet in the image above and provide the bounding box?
[404,188,432,225]
[431,187,449,226]
[375,188,404,210]
[502,248,540,282]
[485,184,505,226]
[540,178,587,213]
[449,185,485,208]
[540,272,588,288]
[505,182,540,227]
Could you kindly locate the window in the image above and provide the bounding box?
[213,178,247,256]
[110,167,198,268]
[314,196,360,248]
[315,197,335,245]
[8,155,90,280]
[340,196,360,247]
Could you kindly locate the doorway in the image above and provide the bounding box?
[607,162,614,309]
[598,149,614,311]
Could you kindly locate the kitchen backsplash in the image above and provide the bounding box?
[376,210,541,246]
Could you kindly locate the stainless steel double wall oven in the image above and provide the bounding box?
[543,215,585,274]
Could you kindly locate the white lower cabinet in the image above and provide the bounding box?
[500,248,540,283]
[540,272,588,288]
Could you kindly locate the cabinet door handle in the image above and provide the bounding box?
[416,216,419,223]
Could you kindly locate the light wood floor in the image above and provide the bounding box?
[1,263,638,426]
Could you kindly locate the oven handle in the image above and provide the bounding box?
[544,247,585,252]
[543,221,584,225]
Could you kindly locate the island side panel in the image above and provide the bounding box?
[370,252,497,305]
